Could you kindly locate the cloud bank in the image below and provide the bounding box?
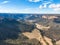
[49,4,60,11]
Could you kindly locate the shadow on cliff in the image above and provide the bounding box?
[0,18,35,40]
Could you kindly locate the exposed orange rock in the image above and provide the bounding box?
[35,23,50,30]
[22,29,54,45]
[42,15,58,19]
[22,29,47,45]
[56,40,60,45]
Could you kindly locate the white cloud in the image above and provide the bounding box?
[28,0,41,2]
[39,5,43,9]
[49,4,60,11]
[49,4,60,8]
[39,0,60,12]
[20,8,60,14]
[39,1,52,9]
[43,1,52,5]
[39,5,47,9]
[1,1,9,4]
[54,8,60,11]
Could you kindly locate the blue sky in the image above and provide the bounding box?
[0,0,60,14]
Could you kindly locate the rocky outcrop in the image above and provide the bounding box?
[0,14,60,45]
[56,40,60,45]
[35,23,50,30]
[22,28,54,45]
[35,23,60,45]
[22,29,47,45]
[42,15,58,19]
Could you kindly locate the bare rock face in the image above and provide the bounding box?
[35,23,50,31]
[0,14,60,45]
[22,29,54,45]
[42,15,58,20]
[21,15,60,45]
[22,29,46,45]
[56,40,60,45]
[35,23,60,45]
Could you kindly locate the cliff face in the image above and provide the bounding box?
[0,14,60,45]
[22,29,53,45]
[21,15,60,45]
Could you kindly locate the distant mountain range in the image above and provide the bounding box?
[0,14,60,45]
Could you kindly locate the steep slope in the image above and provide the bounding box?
[0,17,38,45]
[0,14,60,45]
